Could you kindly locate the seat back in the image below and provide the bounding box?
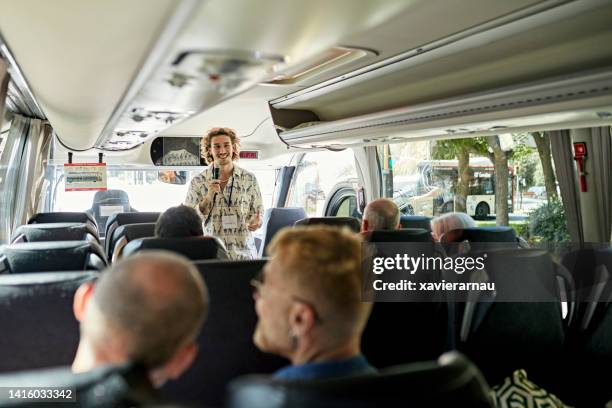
[364,228,432,243]
[258,207,307,257]
[86,190,133,238]
[160,259,287,407]
[228,352,492,408]
[400,215,431,231]
[11,222,99,244]
[361,228,447,366]
[108,222,156,261]
[122,236,227,261]
[559,246,612,407]
[0,241,107,273]
[295,216,361,233]
[455,249,567,385]
[455,226,517,243]
[104,212,160,254]
[28,212,97,230]
[0,272,97,372]
[0,363,157,407]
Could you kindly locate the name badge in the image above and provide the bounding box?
[222,214,238,229]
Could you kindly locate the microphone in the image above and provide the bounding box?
[213,166,220,180]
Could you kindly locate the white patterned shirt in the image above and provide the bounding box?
[184,165,263,260]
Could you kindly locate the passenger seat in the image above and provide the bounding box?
[11,222,99,244]
[294,216,361,233]
[0,241,106,273]
[257,207,307,257]
[104,212,160,256]
[122,236,227,261]
[0,271,96,372]
[227,351,492,408]
[0,363,156,407]
[107,222,156,261]
[28,212,98,231]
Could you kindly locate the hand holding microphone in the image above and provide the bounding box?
[207,167,221,197]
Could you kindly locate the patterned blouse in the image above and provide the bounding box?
[184,165,263,260]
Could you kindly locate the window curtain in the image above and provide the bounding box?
[589,126,612,242]
[0,58,8,132]
[13,118,51,231]
[0,115,28,243]
[549,130,583,244]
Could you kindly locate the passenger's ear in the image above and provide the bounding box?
[289,302,316,337]
[361,219,369,233]
[160,342,198,383]
[73,281,95,321]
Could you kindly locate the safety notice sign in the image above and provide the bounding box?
[64,163,108,191]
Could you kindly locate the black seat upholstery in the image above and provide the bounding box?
[364,228,432,243]
[0,363,157,407]
[104,212,160,255]
[258,207,307,257]
[28,212,97,230]
[86,190,135,238]
[361,228,447,366]
[0,241,107,273]
[559,246,612,407]
[400,215,431,231]
[108,222,156,261]
[455,226,517,243]
[160,259,287,407]
[122,236,228,261]
[454,249,569,386]
[0,271,97,372]
[295,216,361,233]
[11,222,99,244]
[227,352,493,408]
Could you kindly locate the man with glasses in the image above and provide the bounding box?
[185,127,263,260]
[251,225,375,380]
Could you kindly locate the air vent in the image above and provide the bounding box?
[100,48,284,150]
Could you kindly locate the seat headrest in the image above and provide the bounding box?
[0,271,97,372]
[122,236,227,261]
[92,189,130,203]
[0,241,106,273]
[114,223,156,242]
[456,227,517,243]
[259,208,308,257]
[399,215,432,231]
[295,217,361,233]
[106,212,160,229]
[104,212,160,240]
[227,352,492,408]
[365,228,432,243]
[27,212,97,229]
[11,223,99,244]
[0,363,157,407]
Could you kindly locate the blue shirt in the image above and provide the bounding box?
[273,355,377,381]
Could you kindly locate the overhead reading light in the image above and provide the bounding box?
[100,48,285,150]
[265,46,375,85]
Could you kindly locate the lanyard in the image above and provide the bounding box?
[222,175,235,207]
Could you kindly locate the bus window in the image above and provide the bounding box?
[382,133,564,242]
[286,150,357,217]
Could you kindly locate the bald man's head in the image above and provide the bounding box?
[362,199,400,232]
[81,251,208,370]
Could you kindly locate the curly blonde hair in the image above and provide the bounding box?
[200,127,241,164]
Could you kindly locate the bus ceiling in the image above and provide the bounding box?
[0,0,409,151]
[1,1,612,153]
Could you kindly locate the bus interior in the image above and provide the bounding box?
[0,0,611,407]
